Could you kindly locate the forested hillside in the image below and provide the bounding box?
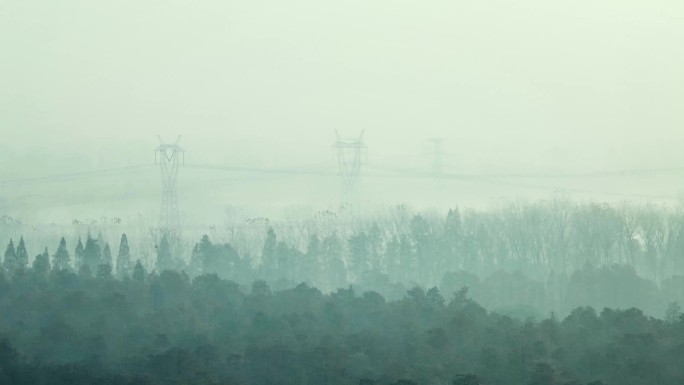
[3,201,684,384]
[3,201,684,317]
[0,268,683,385]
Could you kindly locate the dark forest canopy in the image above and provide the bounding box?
[3,201,684,383]
[0,267,683,385]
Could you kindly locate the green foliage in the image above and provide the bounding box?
[132,259,146,282]
[0,262,680,384]
[3,238,17,272]
[74,237,84,269]
[96,263,112,279]
[665,302,681,323]
[453,374,479,385]
[16,237,28,270]
[32,247,50,276]
[82,234,102,272]
[7,200,684,383]
[102,242,112,267]
[115,233,130,278]
[156,233,173,271]
[52,237,70,271]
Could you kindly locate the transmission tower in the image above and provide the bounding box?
[155,135,184,236]
[334,130,367,202]
[427,138,445,176]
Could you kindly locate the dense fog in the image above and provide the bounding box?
[2,1,684,384]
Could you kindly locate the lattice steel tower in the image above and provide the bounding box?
[155,135,184,235]
[334,130,366,202]
[428,138,445,176]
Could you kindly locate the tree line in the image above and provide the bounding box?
[0,265,682,384]
[4,201,684,317]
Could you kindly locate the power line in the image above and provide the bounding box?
[185,162,335,177]
[0,156,681,203]
[3,160,684,187]
[0,164,154,186]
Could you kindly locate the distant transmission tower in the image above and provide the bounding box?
[155,135,184,235]
[427,138,445,176]
[334,130,367,202]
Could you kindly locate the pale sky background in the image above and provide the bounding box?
[1,0,683,223]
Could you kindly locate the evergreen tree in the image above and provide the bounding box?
[75,237,84,269]
[116,234,131,278]
[96,263,112,279]
[32,247,50,276]
[96,242,112,272]
[79,264,92,278]
[83,234,102,272]
[156,233,173,272]
[102,242,112,267]
[97,242,113,279]
[15,237,28,270]
[189,235,211,276]
[262,227,277,266]
[3,239,17,273]
[260,227,277,281]
[52,237,70,271]
[132,259,146,282]
[96,231,105,250]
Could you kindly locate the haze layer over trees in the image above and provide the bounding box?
[2,200,684,384]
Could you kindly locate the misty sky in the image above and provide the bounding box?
[1,1,683,222]
[2,1,682,168]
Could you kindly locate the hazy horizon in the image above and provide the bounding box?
[2,0,683,223]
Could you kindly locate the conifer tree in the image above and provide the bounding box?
[83,234,102,272]
[97,231,105,250]
[3,238,17,273]
[52,237,70,271]
[116,234,131,278]
[15,237,28,270]
[262,227,277,266]
[97,242,113,279]
[75,237,84,269]
[102,242,112,265]
[189,235,213,276]
[96,263,112,279]
[260,227,277,281]
[102,242,112,268]
[79,264,92,278]
[32,247,50,276]
[156,233,173,272]
[132,259,146,282]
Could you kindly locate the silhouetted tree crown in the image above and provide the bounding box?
[3,238,17,272]
[132,259,146,282]
[102,242,112,267]
[156,233,173,272]
[82,234,102,272]
[32,247,50,276]
[52,237,70,271]
[15,237,28,270]
[116,233,131,278]
[75,237,84,268]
